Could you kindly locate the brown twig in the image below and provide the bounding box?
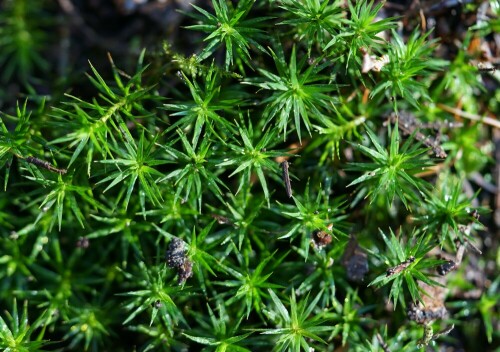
[25,156,67,174]
[386,112,447,158]
[280,161,292,198]
[437,104,500,129]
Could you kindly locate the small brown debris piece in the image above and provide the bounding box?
[211,214,232,225]
[178,259,193,285]
[437,260,458,276]
[76,236,90,249]
[386,256,415,276]
[311,224,333,249]
[341,236,369,282]
[312,230,332,248]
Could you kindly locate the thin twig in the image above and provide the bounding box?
[25,156,67,174]
[386,112,447,158]
[437,104,500,129]
[281,161,292,198]
[376,333,391,352]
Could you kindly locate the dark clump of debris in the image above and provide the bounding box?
[341,236,369,282]
[165,237,193,285]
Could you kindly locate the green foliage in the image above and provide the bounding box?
[62,303,114,352]
[163,63,240,148]
[445,123,490,175]
[278,0,343,55]
[470,1,500,35]
[24,172,99,231]
[328,290,371,346]
[347,124,433,210]
[119,261,186,328]
[369,229,442,308]
[218,120,285,205]
[446,275,500,348]
[0,100,35,189]
[0,299,50,352]
[159,131,227,210]
[0,233,33,293]
[361,325,420,351]
[432,32,485,111]
[182,221,229,293]
[278,180,348,246]
[0,0,50,83]
[245,45,339,142]
[183,304,253,351]
[216,250,285,319]
[324,0,396,68]
[372,29,447,109]
[50,53,158,175]
[96,129,166,212]
[477,277,500,343]
[0,0,496,351]
[311,112,366,162]
[260,289,334,351]
[186,0,269,70]
[414,174,483,246]
[26,237,102,328]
